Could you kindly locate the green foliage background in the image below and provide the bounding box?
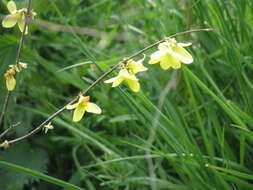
[0,0,253,189]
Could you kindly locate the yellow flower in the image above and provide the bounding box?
[2,1,36,34]
[104,68,140,92]
[66,95,102,122]
[4,68,16,91]
[149,38,193,70]
[127,55,148,74]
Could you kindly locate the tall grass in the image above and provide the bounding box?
[0,0,253,189]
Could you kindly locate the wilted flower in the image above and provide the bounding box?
[9,62,27,72]
[0,140,9,149]
[149,38,193,70]
[66,95,102,122]
[2,1,36,34]
[43,122,54,134]
[127,55,148,74]
[4,68,16,91]
[104,68,140,92]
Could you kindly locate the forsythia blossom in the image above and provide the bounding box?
[149,38,193,70]
[3,62,27,91]
[66,95,102,122]
[4,68,16,91]
[2,1,36,34]
[104,68,140,92]
[104,57,147,92]
[127,55,148,74]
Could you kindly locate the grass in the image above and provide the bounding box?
[0,0,253,189]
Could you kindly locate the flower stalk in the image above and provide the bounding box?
[0,28,214,148]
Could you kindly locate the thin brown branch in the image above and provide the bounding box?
[0,14,131,41]
[2,28,214,147]
[0,0,33,128]
[0,92,11,127]
[0,122,21,139]
[15,0,32,66]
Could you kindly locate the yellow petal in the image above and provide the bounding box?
[149,50,166,64]
[66,102,79,110]
[7,1,17,13]
[18,19,28,34]
[6,76,16,91]
[112,76,124,87]
[86,102,102,114]
[126,79,140,92]
[167,46,193,64]
[73,105,86,122]
[128,58,148,74]
[166,54,181,69]
[124,75,137,81]
[2,14,18,28]
[159,55,171,70]
[133,62,148,73]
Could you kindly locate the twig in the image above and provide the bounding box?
[0,0,33,128]
[0,92,11,127]
[0,14,131,41]
[2,28,214,147]
[0,122,21,139]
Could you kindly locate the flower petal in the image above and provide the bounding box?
[122,72,138,81]
[169,54,181,69]
[7,1,17,13]
[112,77,124,87]
[167,46,193,64]
[178,42,192,47]
[126,79,140,92]
[66,102,79,110]
[86,102,102,114]
[73,105,86,122]
[128,56,148,74]
[18,19,28,34]
[104,76,117,84]
[2,14,18,28]
[149,50,166,64]
[104,75,124,87]
[6,76,16,91]
[133,63,148,73]
[159,55,171,70]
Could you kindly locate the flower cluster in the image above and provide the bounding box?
[2,1,36,34]
[104,38,193,92]
[1,1,194,123]
[104,56,147,92]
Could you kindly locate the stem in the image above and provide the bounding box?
[3,28,214,147]
[0,122,20,139]
[0,0,33,127]
[15,0,32,66]
[0,92,11,127]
